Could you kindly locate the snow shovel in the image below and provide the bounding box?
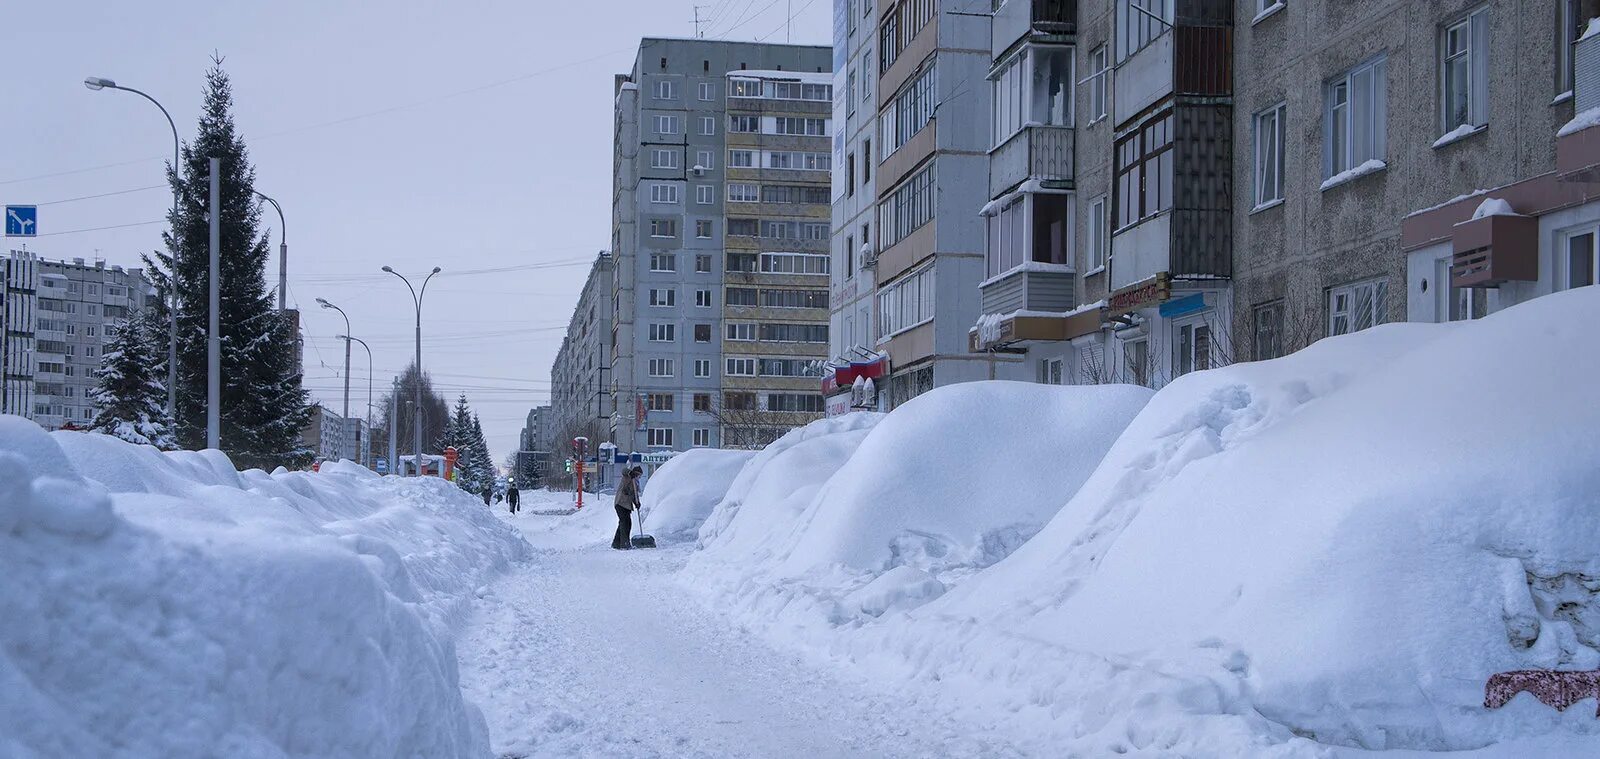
[631,507,656,549]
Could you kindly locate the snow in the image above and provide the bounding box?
[1404,188,1490,219]
[0,419,529,758]
[659,286,1600,755]
[727,69,833,84]
[1433,122,1486,149]
[1558,106,1600,138]
[976,260,1076,289]
[1582,17,1600,42]
[640,447,756,541]
[1471,197,1519,219]
[1320,158,1388,191]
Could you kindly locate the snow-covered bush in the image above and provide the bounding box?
[0,418,528,758]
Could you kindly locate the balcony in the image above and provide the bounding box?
[1450,212,1538,288]
[992,0,1077,57]
[979,264,1076,315]
[989,125,1075,195]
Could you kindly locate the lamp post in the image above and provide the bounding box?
[339,334,374,467]
[382,266,441,474]
[254,191,287,312]
[85,75,180,423]
[315,298,351,421]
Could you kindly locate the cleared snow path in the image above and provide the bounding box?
[458,511,1022,759]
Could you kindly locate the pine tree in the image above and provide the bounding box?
[89,309,176,449]
[469,413,495,494]
[438,394,482,493]
[145,58,311,470]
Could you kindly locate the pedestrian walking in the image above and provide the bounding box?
[612,467,641,550]
[482,487,492,506]
[507,484,520,514]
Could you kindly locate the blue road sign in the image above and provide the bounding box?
[375,458,388,474]
[5,206,37,237]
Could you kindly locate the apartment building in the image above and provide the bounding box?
[610,38,831,452]
[301,404,347,462]
[550,251,614,448]
[721,68,834,448]
[827,0,888,414]
[1,250,39,417]
[33,257,155,429]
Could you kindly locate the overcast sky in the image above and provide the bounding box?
[2,0,830,463]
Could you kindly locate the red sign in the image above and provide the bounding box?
[1107,273,1172,317]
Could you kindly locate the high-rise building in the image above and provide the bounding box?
[1,250,39,418]
[551,251,614,448]
[609,38,832,452]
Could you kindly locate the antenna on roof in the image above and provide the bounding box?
[693,4,709,38]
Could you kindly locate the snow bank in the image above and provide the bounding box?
[685,383,1150,631]
[0,421,528,758]
[641,448,756,541]
[507,489,617,550]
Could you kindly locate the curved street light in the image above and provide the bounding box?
[315,298,352,421]
[255,191,287,312]
[338,334,374,468]
[85,75,181,422]
[382,266,442,474]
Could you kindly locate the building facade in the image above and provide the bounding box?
[610,38,832,452]
[551,252,614,451]
[1,250,39,417]
[300,403,346,462]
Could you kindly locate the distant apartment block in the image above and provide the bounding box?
[550,251,613,447]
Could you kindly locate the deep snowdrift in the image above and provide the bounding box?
[0,421,528,759]
[674,287,1600,756]
[684,382,1150,630]
[640,448,756,541]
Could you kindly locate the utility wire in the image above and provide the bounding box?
[36,185,167,205]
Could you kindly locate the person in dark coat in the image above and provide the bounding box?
[507,484,520,514]
[612,468,640,550]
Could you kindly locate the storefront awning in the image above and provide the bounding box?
[969,306,1105,352]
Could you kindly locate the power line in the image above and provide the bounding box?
[36,185,167,206]
[756,0,822,41]
[33,219,165,237]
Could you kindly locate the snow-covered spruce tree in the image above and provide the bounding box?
[89,309,176,449]
[438,394,484,493]
[469,413,495,492]
[144,58,310,469]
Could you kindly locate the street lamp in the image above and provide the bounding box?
[339,334,374,468]
[314,297,351,421]
[86,75,180,423]
[382,266,442,475]
[255,191,287,312]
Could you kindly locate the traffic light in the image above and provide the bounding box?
[564,459,573,473]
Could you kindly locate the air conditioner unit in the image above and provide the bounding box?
[691,164,706,176]
[859,242,876,269]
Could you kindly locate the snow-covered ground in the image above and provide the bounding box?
[1,421,527,758]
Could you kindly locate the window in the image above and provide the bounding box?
[760,288,828,309]
[696,254,713,273]
[1327,277,1389,336]
[695,288,713,307]
[647,428,674,447]
[1326,57,1387,177]
[655,80,676,99]
[696,150,714,170]
[650,253,677,272]
[648,358,676,377]
[1441,8,1489,133]
[649,324,676,342]
[760,252,830,275]
[762,220,798,239]
[648,288,676,307]
[726,322,757,341]
[876,265,934,338]
[694,324,712,343]
[650,183,680,203]
[694,393,712,412]
[694,359,712,377]
[986,198,1027,276]
[1087,195,1108,271]
[773,117,829,136]
[881,63,936,157]
[759,358,820,377]
[724,391,757,410]
[1565,229,1597,289]
[728,149,755,167]
[1123,338,1150,386]
[654,115,680,135]
[766,393,825,413]
[1119,0,1170,62]
[726,252,758,272]
[1174,322,1212,376]
[760,184,829,204]
[879,162,936,249]
[847,153,856,197]
[647,393,675,411]
[697,185,715,204]
[651,149,680,169]
[728,183,758,202]
[878,0,936,72]
[726,357,757,376]
[862,139,872,182]
[1558,2,1598,95]
[692,428,710,447]
[729,78,762,97]
[1039,357,1064,385]
[1115,111,1173,229]
[848,70,857,116]
[695,219,713,238]
[650,218,678,237]
[759,323,828,343]
[1087,45,1109,122]
[700,116,717,135]
[1254,103,1286,207]
[726,287,758,306]
[730,115,760,133]
[698,81,715,101]
[991,46,1073,148]
[728,218,759,237]
[766,151,831,170]
[1253,301,1285,360]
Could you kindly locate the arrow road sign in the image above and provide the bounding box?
[5,206,37,237]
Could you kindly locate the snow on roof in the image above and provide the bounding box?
[1558,106,1600,138]
[1403,188,1490,219]
[619,82,638,91]
[726,69,833,84]
[1470,197,1519,219]
[1582,17,1600,43]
